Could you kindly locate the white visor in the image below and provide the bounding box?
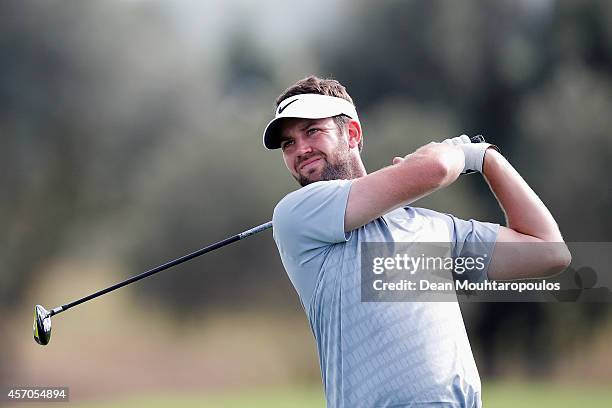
[262,93,360,149]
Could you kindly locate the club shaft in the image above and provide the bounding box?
[47,137,485,317]
[50,221,273,316]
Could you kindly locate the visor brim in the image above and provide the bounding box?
[262,94,360,150]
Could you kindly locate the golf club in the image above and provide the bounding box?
[33,221,273,346]
[33,135,488,346]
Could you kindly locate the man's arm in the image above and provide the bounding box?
[344,142,464,231]
[483,149,572,280]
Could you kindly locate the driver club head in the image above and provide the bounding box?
[33,305,52,346]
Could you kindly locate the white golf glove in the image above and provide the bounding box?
[443,134,499,174]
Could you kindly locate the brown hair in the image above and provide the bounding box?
[276,75,362,150]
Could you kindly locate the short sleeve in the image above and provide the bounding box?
[445,214,500,282]
[272,180,353,264]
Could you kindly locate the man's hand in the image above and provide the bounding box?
[442,135,498,174]
[345,142,464,232]
[392,142,465,183]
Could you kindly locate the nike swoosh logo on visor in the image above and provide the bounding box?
[278,98,299,114]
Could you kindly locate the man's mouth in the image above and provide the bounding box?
[299,156,322,172]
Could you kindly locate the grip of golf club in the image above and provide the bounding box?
[470,135,485,143]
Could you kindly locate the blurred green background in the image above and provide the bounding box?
[2,0,611,406]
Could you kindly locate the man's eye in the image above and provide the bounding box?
[307,128,319,135]
[281,140,294,150]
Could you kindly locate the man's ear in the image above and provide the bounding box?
[346,119,362,149]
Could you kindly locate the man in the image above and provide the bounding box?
[264,76,570,407]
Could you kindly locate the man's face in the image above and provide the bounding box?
[278,117,354,186]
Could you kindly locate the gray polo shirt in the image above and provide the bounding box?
[273,179,499,407]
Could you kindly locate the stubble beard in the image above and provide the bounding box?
[295,140,361,187]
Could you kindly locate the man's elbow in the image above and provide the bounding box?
[540,242,572,278]
[553,242,572,273]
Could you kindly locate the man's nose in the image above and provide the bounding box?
[295,138,313,156]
